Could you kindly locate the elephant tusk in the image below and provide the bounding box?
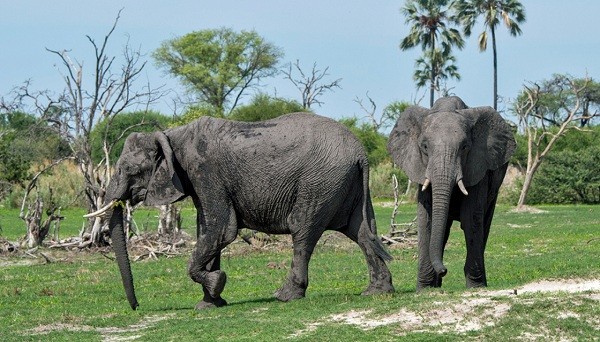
[83,200,116,218]
[422,178,431,191]
[457,179,469,196]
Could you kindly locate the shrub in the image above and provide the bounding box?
[526,146,600,204]
[369,162,413,200]
[229,93,305,122]
[1,161,83,209]
[90,111,173,164]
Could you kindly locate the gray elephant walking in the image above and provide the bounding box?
[86,112,394,310]
[387,96,515,290]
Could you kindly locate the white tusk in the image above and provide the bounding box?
[457,179,469,196]
[422,178,431,191]
[83,200,116,218]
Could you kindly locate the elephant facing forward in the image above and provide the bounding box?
[387,96,515,290]
[87,112,394,310]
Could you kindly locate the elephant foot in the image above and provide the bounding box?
[195,297,228,310]
[466,278,487,289]
[274,284,306,302]
[361,281,395,296]
[204,270,227,298]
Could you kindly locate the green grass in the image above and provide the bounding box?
[1,204,599,341]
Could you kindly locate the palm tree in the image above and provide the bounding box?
[400,0,465,107]
[414,49,461,96]
[454,0,526,109]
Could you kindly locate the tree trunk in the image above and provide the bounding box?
[492,26,498,110]
[430,33,436,108]
[22,190,63,248]
[157,204,181,235]
[516,163,540,210]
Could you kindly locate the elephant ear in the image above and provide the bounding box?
[145,132,185,206]
[459,107,516,187]
[387,105,429,184]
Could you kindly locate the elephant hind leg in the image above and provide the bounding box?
[274,229,322,302]
[342,200,394,296]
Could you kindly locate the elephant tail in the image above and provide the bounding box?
[358,159,393,263]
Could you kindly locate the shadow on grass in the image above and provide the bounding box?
[150,296,279,312]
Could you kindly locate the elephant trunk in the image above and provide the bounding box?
[429,179,452,277]
[428,153,463,277]
[109,205,139,310]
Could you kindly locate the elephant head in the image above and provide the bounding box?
[85,131,185,310]
[387,96,515,277]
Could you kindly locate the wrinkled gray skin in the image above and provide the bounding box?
[388,97,515,290]
[105,112,394,310]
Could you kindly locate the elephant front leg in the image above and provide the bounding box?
[417,220,451,290]
[188,204,238,309]
[189,248,228,309]
[461,185,490,288]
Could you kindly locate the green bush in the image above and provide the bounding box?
[90,111,173,164]
[1,161,83,209]
[229,93,305,121]
[369,162,413,200]
[526,146,600,204]
[339,117,389,167]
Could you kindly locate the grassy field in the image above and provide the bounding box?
[0,203,598,341]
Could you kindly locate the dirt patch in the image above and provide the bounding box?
[290,278,600,338]
[509,205,549,214]
[25,313,175,341]
[484,278,600,296]
[326,297,510,335]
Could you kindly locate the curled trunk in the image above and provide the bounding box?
[109,206,138,310]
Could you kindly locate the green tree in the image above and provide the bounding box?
[400,0,465,107]
[0,111,69,186]
[171,103,223,126]
[229,93,305,122]
[413,49,461,97]
[527,146,600,204]
[455,0,526,110]
[512,75,597,210]
[339,117,389,166]
[153,28,283,115]
[90,111,172,164]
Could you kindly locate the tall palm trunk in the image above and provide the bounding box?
[109,206,139,310]
[492,25,498,110]
[430,30,436,108]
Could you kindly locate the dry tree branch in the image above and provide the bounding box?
[282,59,341,109]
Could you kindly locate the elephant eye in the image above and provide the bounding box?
[421,142,429,155]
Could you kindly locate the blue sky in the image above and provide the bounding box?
[1,1,599,122]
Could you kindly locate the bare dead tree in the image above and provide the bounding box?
[354,92,380,129]
[157,204,181,235]
[282,60,341,109]
[46,11,163,244]
[514,75,597,210]
[3,10,163,245]
[353,92,411,133]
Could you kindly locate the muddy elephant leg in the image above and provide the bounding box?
[196,255,228,309]
[188,205,238,309]
[342,196,394,295]
[461,180,489,288]
[416,189,452,290]
[274,228,322,302]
